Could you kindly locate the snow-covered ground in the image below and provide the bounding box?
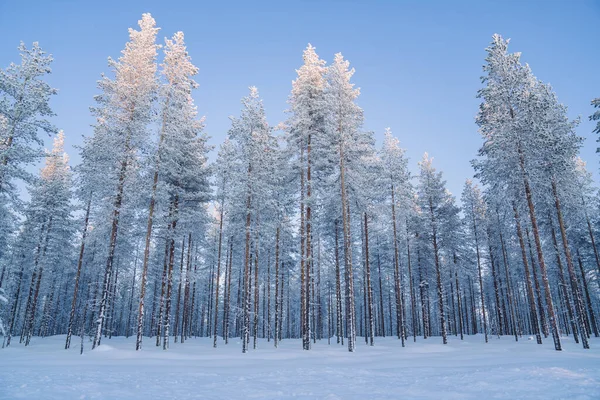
[1,335,599,400]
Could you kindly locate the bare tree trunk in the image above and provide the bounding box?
[390,183,405,346]
[526,226,548,339]
[24,217,53,346]
[242,163,252,353]
[454,263,464,340]
[163,195,179,350]
[429,198,447,344]
[274,227,280,347]
[487,235,504,337]
[364,213,374,346]
[496,214,518,342]
[552,180,589,349]
[377,244,385,338]
[335,220,343,345]
[224,237,233,344]
[406,224,416,342]
[253,219,260,349]
[124,243,139,338]
[577,250,599,337]
[582,197,600,280]
[469,203,487,343]
[156,225,172,346]
[549,216,579,343]
[93,148,130,349]
[66,197,92,349]
[304,133,312,350]
[174,237,186,343]
[518,146,561,351]
[213,207,224,347]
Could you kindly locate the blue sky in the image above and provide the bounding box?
[1,0,599,200]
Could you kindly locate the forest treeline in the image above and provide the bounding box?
[1,14,600,353]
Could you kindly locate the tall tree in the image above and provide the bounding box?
[90,14,159,349]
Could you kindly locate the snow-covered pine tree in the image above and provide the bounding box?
[474,34,562,350]
[89,14,160,349]
[286,44,327,351]
[18,131,73,346]
[228,87,273,352]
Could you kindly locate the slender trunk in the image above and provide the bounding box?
[454,263,464,340]
[377,245,385,338]
[577,250,599,337]
[274,227,280,347]
[126,245,139,338]
[470,202,487,343]
[213,206,224,347]
[429,197,446,344]
[335,220,343,345]
[390,183,405,346]
[496,214,518,342]
[163,195,179,350]
[487,235,504,337]
[518,146,561,351]
[242,162,252,353]
[304,132,312,350]
[364,213,374,346]
[174,237,186,343]
[66,197,92,349]
[552,180,589,349]
[224,237,233,344]
[549,216,579,342]
[93,143,130,350]
[406,224,417,342]
[582,198,600,279]
[526,226,547,339]
[253,219,260,349]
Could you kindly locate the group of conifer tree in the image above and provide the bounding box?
[1,14,599,353]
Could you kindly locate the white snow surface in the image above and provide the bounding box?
[1,335,599,399]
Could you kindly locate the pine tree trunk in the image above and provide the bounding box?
[334,220,343,345]
[582,198,600,280]
[136,166,161,350]
[390,183,405,346]
[549,216,579,343]
[487,236,504,337]
[253,221,260,349]
[163,195,179,350]
[526,226,548,339]
[93,149,130,349]
[406,225,417,342]
[242,162,252,353]
[224,237,233,344]
[24,216,53,346]
[429,198,447,344]
[267,249,271,342]
[174,237,186,343]
[6,254,29,347]
[364,213,374,346]
[454,265,464,340]
[66,197,91,349]
[156,230,171,346]
[274,227,280,347]
[125,246,138,338]
[577,250,599,337]
[377,247,386,338]
[418,245,428,339]
[304,133,312,350]
[518,146,561,351]
[497,216,518,342]
[552,180,589,349]
[470,204,487,343]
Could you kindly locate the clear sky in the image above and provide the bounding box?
[1,0,599,200]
